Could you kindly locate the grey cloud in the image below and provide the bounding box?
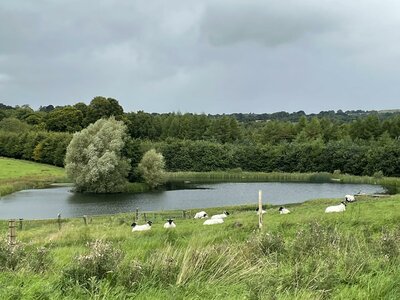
[0,0,399,113]
[201,1,335,47]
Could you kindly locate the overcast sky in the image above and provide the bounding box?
[1,0,399,114]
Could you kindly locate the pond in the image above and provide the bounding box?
[0,181,386,219]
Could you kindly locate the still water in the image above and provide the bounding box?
[0,182,385,219]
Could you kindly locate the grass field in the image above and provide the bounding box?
[0,157,67,196]
[0,195,399,299]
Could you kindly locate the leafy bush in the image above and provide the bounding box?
[61,240,123,286]
[0,239,25,271]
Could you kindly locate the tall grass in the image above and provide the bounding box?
[167,171,400,193]
[167,171,330,182]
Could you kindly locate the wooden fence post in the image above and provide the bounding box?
[83,215,88,225]
[57,213,62,230]
[182,210,186,219]
[19,218,23,230]
[258,190,263,229]
[143,213,147,222]
[8,219,16,246]
[135,208,139,221]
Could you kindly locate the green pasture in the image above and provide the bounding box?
[0,194,399,299]
[0,157,67,196]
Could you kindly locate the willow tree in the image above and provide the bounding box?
[65,117,130,193]
[138,149,166,189]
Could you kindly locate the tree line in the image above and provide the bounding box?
[0,97,399,177]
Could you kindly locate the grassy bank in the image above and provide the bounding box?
[0,157,68,197]
[0,195,400,299]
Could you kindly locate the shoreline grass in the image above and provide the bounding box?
[166,171,400,192]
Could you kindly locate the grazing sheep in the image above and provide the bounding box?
[194,211,208,219]
[279,206,290,214]
[256,207,266,214]
[131,220,153,232]
[345,194,356,202]
[325,202,346,213]
[164,219,176,229]
[211,211,230,219]
[203,218,224,225]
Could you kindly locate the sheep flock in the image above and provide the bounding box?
[131,194,357,231]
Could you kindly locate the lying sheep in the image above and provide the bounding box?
[203,218,224,225]
[279,206,290,214]
[345,194,356,202]
[211,211,230,219]
[256,207,266,214]
[131,220,153,231]
[325,202,346,213]
[164,219,176,229]
[194,211,208,219]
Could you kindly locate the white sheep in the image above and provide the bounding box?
[194,211,208,219]
[211,211,230,219]
[325,202,347,213]
[256,207,266,214]
[131,220,153,232]
[345,194,355,202]
[164,219,176,229]
[203,218,224,225]
[279,206,290,214]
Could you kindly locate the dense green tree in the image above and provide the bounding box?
[65,117,130,193]
[206,116,240,143]
[84,97,124,126]
[138,149,166,189]
[39,105,55,112]
[382,116,400,139]
[33,133,72,166]
[126,111,162,140]
[0,117,30,132]
[257,121,296,144]
[0,110,6,121]
[349,114,383,140]
[24,112,44,125]
[123,138,145,181]
[45,106,83,132]
[13,105,34,121]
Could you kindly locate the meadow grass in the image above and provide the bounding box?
[0,195,400,299]
[0,157,68,196]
